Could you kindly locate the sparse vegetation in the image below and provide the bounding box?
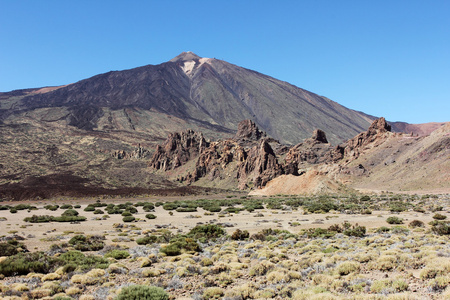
[0,193,449,299]
[115,285,168,300]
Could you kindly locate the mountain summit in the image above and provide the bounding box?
[1,52,374,144]
[169,51,202,62]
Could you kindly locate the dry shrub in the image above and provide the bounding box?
[267,270,289,283]
[336,261,361,276]
[11,283,28,291]
[228,262,246,270]
[209,262,229,274]
[249,260,274,276]
[70,268,106,285]
[200,257,213,267]
[429,276,450,292]
[202,287,224,299]
[224,282,258,299]
[142,268,166,277]
[66,286,83,295]
[420,261,450,280]
[253,287,276,299]
[29,289,52,298]
[368,255,397,271]
[41,272,61,281]
[138,257,152,268]
[217,272,234,287]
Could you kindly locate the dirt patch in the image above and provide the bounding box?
[0,173,225,201]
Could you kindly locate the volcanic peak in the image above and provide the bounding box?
[170,51,202,63]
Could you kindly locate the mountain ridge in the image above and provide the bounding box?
[1,52,377,145]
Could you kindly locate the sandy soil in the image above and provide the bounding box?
[0,195,444,252]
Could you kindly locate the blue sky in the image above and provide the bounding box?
[1,0,449,124]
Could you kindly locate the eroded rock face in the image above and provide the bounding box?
[149,120,284,188]
[311,129,328,144]
[237,139,283,189]
[148,130,209,171]
[283,129,333,174]
[234,119,267,142]
[111,144,150,160]
[342,117,392,160]
[148,117,396,190]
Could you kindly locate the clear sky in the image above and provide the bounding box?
[1,0,449,124]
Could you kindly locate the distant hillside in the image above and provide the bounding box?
[1,52,375,145]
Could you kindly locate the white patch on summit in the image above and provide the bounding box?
[181,57,211,75]
[182,61,196,74]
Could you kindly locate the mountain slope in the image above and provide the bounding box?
[2,52,375,145]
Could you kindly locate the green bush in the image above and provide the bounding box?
[431,222,450,235]
[162,202,179,210]
[389,202,409,213]
[84,205,96,212]
[69,235,105,251]
[386,216,403,224]
[409,220,425,228]
[204,205,221,212]
[24,215,87,223]
[376,226,391,233]
[61,209,79,216]
[122,211,133,217]
[136,235,158,245]
[0,240,27,256]
[360,195,371,202]
[303,199,337,213]
[176,207,197,212]
[160,237,201,256]
[60,204,73,209]
[305,227,336,239]
[105,250,130,260]
[0,252,61,276]
[145,214,157,219]
[53,215,87,222]
[343,224,366,237]
[125,206,138,214]
[143,203,155,212]
[188,224,225,240]
[433,213,447,220]
[24,215,53,222]
[59,250,109,270]
[13,204,37,211]
[231,229,250,240]
[123,216,136,222]
[115,285,168,300]
[44,204,59,211]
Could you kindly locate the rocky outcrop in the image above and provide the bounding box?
[234,119,267,142]
[112,144,150,160]
[149,130,209,171]
[342,117,392,160]
[148,117,400,191]
[283,129,333,174]
[311,129,328,144]
[237,139,284,189]
[149,120,286,189]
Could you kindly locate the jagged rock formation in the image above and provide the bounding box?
[149,120,288,189]
[148,130,209,171]
[234,119,267,142]
[148,120,348,190]
[341,117,392,160]
[148,117,450,194]
[111,144,150,160]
